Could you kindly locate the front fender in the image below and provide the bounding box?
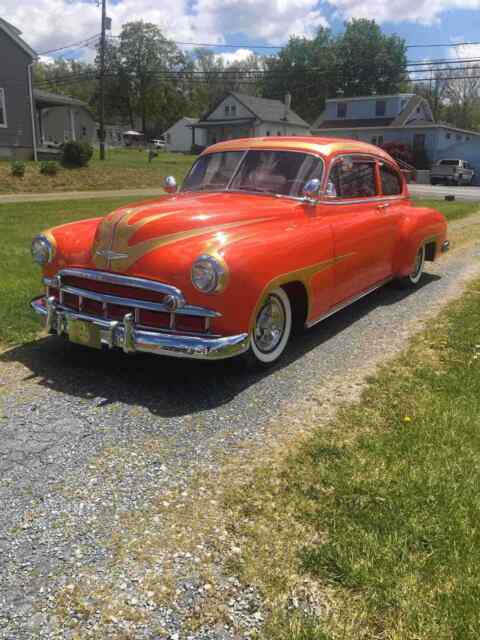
[41,218,102,277]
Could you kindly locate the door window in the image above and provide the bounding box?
[380,163,402,196]
[328,156,377,198]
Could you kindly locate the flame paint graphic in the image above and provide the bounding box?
[92,207,277,272]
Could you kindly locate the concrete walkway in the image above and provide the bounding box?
[0,187,166,204]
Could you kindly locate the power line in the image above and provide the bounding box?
[38,34,99,56]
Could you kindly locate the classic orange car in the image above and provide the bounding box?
[31,137,449,366]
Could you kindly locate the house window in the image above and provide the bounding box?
[0,88,7,127]
[337,102,347,118]
[371,136,377,145]
[277,131,281,136]
[81,126,87,137]
[225,105,230,115]
[266,130,271,136]
[378,135,384,145]
[231,104,236,116]
[446,133,451,139]
[375,100,386,117]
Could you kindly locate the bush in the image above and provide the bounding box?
[10,160,26,177]
[39,160,59,176]
[62,140,94,167]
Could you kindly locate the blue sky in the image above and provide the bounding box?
[2,0,480,64]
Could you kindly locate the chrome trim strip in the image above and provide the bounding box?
[55,283,221,318]
[31,298,249,361]
[306,277,393,328]
[58,268,185,301]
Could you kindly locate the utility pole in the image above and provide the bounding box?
[99,0,106,160]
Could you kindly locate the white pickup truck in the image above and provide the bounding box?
[430,159,475,186]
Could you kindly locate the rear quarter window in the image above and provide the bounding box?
[380,163,402,196]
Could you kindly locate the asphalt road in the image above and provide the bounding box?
[410,182,480,201]
[1,240,480,638]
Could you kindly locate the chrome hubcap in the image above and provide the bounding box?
[254,294,286,353]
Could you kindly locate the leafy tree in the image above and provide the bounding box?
[263,27,336,123]
[334,19,407,98]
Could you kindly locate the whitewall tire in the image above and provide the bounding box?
[242,287,292,367]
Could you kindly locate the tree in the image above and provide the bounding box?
[335,19,407,98]
[33,59,97,109]
[100,21,186,135]
[263,27,336,123]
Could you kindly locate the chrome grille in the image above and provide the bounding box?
[44,268,220,336]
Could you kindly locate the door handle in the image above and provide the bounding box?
[377,202,390,211]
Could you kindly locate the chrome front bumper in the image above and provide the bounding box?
[31,297,250,360]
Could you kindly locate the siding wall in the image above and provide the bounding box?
[324,96,411,121]
[208,96,253,120]
[164,119,206,152]
[0,31,34,159]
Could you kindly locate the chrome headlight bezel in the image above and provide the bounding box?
[191,254,228,294]
[31,234,55,265]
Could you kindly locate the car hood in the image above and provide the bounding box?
[91,191,303,274]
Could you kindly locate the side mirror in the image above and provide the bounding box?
[302,178,321,202]
[164,175,177,194]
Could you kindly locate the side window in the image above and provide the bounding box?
[380,163,402,196]
[328,156,377,198]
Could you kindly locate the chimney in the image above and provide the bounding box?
[283,92,291,120]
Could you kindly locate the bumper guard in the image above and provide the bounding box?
[31,297,250,361]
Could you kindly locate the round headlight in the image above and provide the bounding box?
[31,234,55,265]
[191,255,227,293]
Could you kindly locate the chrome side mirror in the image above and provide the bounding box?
[302,178,321,202]
[164,175,177,194]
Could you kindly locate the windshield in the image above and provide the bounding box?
[182,150,323,198]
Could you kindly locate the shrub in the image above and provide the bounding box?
[62,140,94,167]
[10,160,26,177]
[39,160,59,176]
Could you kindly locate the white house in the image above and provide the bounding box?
[163,117,206,152]
[312,94,480,183]
[191,92,310,148]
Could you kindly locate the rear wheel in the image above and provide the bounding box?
[239,287,292,368]
[397,244,426,289]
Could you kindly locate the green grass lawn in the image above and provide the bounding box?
[0,196,478,348]
[412,197,480,221]
[0,148,196,194]
[225,276,480,639]
[0,196,158,346]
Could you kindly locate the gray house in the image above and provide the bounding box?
[0,17,37,160]
[312,94,480,183]
[0,18,96,160]
[191,92,310,148]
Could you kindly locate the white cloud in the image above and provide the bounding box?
[1,0,328,59]
[328,0,480,25]
[214,48,254,65]
[447,42,480,59]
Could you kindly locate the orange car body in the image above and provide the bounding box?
[32,136,448,361]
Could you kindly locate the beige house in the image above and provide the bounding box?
[191,92,310,148]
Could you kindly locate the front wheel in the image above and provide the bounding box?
[397,244,426,289]
[239,287,292,368]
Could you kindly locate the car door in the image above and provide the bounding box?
[324,154,395,306]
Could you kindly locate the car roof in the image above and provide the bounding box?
[203,136,396,163]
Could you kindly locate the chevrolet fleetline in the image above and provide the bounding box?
[31,137,449,367]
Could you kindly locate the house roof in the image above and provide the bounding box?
[198,92,310,128]
[0,18,37,59]
[33,89,90,109]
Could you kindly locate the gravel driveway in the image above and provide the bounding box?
[1,239,480,639]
